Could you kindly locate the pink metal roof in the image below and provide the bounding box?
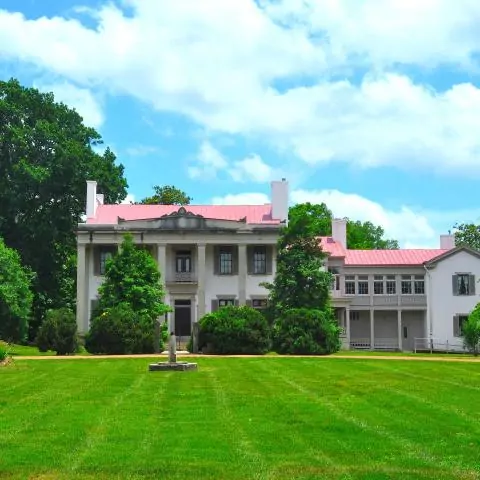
[319,237,448,266]
[87,204,279,225]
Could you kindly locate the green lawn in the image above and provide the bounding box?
[1,357,480,480]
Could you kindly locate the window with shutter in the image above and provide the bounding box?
[219,246,233,275]
[454,274,472,295]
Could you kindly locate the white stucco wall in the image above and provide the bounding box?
[428,250,480,349]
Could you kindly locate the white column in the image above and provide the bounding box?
[345,306,351,349]
[76,244,88,334]
[197,244,206,320]
[157,244,167,286]
[238,244,247,305]
[397,309,403,351]
[370,309,375,350]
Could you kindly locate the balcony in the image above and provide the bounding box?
[166,271,198,284]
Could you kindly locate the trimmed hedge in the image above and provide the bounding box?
[36,308,78,355]
[272,308,341,355]
[198,305,271,354]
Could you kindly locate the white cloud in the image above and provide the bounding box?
[212,192,270,205]
[125,145,160,157]
[188,141,228,179]
[230,154,277,183]
[3,2,480,173]
[34,81,104,128]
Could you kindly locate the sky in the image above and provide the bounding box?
[1,0,480,248]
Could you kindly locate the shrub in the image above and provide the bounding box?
[272,308,341,355]
[463,305,480,356]
[198,305,271,355]
[36,308,78,355]
[0,341,9,362]
[85,303,163,355]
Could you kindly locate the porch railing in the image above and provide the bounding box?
[350,337,399,351]
[414,337,466,353]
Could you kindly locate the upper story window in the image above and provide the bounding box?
[219,298,235,308]
[100,250,113,276]
[401,275,412,294]
[400,275,425,295]
[345,275,355,295]
[253,246,267,274]
[357,275,369,295]
[176,250,192,273]
[344,275,368,295]
[373,275,384,294]
[95,246,116,276]
[386,275,396,294]
[219,247,233,275]
[373,275,397,295]
[252,299,268,310]
[453,274,475,296]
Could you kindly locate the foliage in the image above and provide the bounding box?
[0,237,34,343]
[0,341,9,362]
[198,305,271,354]
[263,219,333,321]
[35,308,78,355]
[85,303,163,354]
[272,308,341,355]
[138,185,192,205]
[454,223,480,250]
[96,233,169,321]
[288,203,399,249]
[462,305,480,356]
[0,79,128,339]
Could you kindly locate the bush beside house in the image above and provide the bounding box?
[463,304,480,356]
[36,308,78,355]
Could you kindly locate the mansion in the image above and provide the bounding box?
[76,179,480,352]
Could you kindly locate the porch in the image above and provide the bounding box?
[336,308,427,352]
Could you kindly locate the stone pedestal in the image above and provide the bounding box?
[148,332,198,372]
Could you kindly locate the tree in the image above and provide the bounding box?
[462,305,480,356]
[138,185,192,205]
[96,234,169,320]
[0,237,34,342]
[454,223,480,250]
[288,203,399,249]
[0,79,128,337]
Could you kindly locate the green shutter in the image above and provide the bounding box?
[452,275,458,295]
[247,246,254,274]
[266,246,273,275]
[469,275,476,295]
[453,315,460,337]
[93,247,100,276]
[232,246,239,275]
[213,246,220,275]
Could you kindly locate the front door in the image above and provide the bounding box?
[174,299,191,343]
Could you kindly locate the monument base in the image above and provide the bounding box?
[148,361,198,372]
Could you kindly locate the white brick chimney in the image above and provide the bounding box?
[86,180,98,219]
[440,234,455,250]
[271,178,289,223]
[332,218,347,247]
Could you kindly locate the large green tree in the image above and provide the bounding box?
[0,238,34,342]
[0,79,128,337]
[454,223,480,250]
[288,203,399,249]
[138,185,192,205]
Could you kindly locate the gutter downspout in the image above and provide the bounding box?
[423,263,433,350]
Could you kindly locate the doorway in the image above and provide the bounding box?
[174,299,191,348]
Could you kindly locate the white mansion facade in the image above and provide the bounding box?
[76,179,480,352]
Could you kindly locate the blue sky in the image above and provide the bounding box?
[1,0,480,247]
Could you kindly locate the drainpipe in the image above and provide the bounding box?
[423,263,433,348]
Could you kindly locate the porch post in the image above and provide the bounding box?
[345,306,351,349]
[370,309,375,350]
[197,243,206,320]
[397,309,403,351]
[76,243,88,334]
[238,244,247,305]
[157,243,167,287]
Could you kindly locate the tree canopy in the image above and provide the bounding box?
[0,237,34,342]
[138,185,192,205]
[454,223,480,250]
[0,79,128,337]
[288,203,399,249]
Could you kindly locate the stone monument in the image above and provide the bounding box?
[148,332,198,372]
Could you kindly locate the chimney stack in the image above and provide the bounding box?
[440,234,455,250]
[271,178,289,224]
[86,180,98,218]
[332,218,347,247]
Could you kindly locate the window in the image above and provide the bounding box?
[454,314,469,337]
[99,248,114,275]
[414,275,425,294]
[219,298,235,308]
[253,246,267,274]
[219,247,233,275]
[373,275,384,295]
[386,275,396,295]
[401,275,412,294]
[459,315,468,333]
[176,250,192,273]
[350,311,360,321]
[455,274,473,296]
[358,275,369,295]
[252,299,268,309]
[345,275,355,295]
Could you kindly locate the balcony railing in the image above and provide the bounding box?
[166,271,198,283]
